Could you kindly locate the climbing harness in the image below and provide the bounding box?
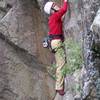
[42,36,52,48]
[49,34,64,41]
[42,35,56,53]
[42,34,64,54]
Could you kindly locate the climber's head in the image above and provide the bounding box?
[44,1,60,15]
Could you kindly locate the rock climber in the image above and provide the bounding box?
[43,0,69,96]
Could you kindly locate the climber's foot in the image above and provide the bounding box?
[56,89,65,96]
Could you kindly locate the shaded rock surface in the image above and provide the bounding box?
[0,0,52,65]
[0,38,55,100]
[0,0,55,100]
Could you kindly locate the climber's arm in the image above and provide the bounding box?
[54,0,68,20]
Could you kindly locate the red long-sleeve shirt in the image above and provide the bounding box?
[48,0,68,36]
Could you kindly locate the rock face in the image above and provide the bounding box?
[64,0,100,100]
[0,0,52,65]
[0,38,55,100]
[0,0,55,100]
[81,0,100,99]
[54,0,100,100]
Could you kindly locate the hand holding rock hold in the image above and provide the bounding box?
[64,0,68,2]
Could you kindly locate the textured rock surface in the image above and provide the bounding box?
[0,38,55,100]
[0,0,52,65]
[0,0,7,8]
[0,0,55,100]
[81,0,100,99]
[54,0,100,100]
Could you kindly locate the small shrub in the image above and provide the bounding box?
[48,38,83,79]
[62,38,83,75]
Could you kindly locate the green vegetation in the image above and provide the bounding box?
[62,38,83,76]
[48,38,83,80]
[47,63,56,80]
[71,82,82,93]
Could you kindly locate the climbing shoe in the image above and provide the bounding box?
[56,89,65,96]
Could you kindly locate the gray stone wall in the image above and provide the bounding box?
[81,0,100,99]
[0,0,55,100]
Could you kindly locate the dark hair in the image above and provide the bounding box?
[51,7,58,12]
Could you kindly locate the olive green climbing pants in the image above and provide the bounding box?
[51,39,66,90]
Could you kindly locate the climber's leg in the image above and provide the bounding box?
[51,39,66,95]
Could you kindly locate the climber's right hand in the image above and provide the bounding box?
[64,0,68,2]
